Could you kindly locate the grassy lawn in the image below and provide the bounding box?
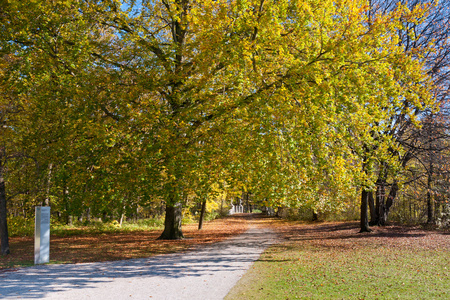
[226,221,450,300]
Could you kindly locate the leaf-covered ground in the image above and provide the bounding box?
[226,220,450,300]
[2,214,449,299]
[0,216,248,270]
[277,221,450,250]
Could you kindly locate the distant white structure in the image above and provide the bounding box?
[229,204,235,215]
[264,206,275,216]
[228,199,244,214]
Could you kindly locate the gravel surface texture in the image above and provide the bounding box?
[0,226,277,299]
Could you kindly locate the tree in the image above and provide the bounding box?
[366,0,450,227]
[0,149,9,255]
[0,53,41,255]
[0,54,26,255]
[1,0,436,240]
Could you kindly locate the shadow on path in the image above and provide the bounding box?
[0,226,277,299]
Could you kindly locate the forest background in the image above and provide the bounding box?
[1,0,449,256]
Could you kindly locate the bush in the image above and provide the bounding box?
[123,216,165,230]
[204,211,220,221]
[8,216,35,237]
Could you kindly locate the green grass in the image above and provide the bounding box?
[8,214,218,238]
[50,219,167,237]
[226,242,450,299]
[8,216,166,237]
[0,260,35,269]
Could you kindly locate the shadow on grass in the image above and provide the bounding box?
[281,222,435,241]
[272,220,450,255]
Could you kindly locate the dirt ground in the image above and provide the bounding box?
[1,215,449,271]
[0,216,249,270]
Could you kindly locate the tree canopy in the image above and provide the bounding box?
[0,0,436,242]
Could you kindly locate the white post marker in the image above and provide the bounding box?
[35,206,50,264]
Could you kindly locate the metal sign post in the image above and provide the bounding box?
[35,206,50,264]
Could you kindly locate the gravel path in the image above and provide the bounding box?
[0,226,277,299]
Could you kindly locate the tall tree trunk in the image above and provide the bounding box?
[62,183,70,225]
[434,196,441,222]
[360,190,372,233]
[86,207,91,223]
[375,179,385,226]
[198,199,207,230]
[158,202,184,240]
[368,191,376,225]
[427,161,434,224]
[0,159,10,255]
[119,207,125,226]
[374,163,388,226]
[380,181,398,225]
[44,163,53,206]
[159,201,165,216]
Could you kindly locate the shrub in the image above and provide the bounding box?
[8,216,35,237]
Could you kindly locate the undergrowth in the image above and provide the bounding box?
[7,216,167,237]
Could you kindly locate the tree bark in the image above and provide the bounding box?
[62,180,70,225]
[375,179,385,226]
[360,190,372,233]
[44,163,53,206]
[158,202,184,240]
[434,196,441,222]
[427,161,434,224]
[379,181,398,225]
[198,199,207,230]
[0,159,10,255]
[119,212,125,226]
[245,192,251,213]
[368,191,376,225]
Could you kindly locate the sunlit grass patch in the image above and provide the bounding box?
[226,222,450,300]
